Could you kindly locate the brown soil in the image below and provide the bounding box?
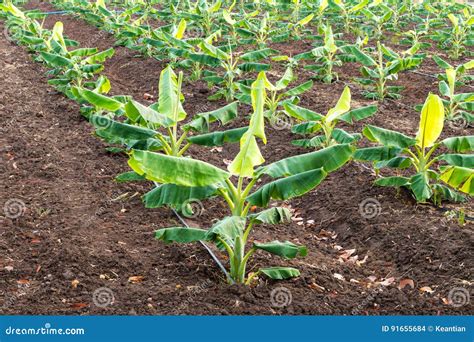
[0,1,472,315]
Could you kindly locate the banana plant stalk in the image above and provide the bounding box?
[128,72,353,284]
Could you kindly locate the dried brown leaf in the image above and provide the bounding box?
[379,277,395,287]
[128,276,145,284]
[70,303,88,309]
[419,286,434,294]
[398,278,415,290]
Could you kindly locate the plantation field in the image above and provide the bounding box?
[0,0,473,316]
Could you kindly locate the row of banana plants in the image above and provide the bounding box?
[1,1,473,285]
[49,0,473,128]
[50,0,472,61]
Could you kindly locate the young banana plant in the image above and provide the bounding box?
[72,0,126,27]
[314,0,329,28]
[433,56,474,86]
[361,4,393,40]
[331,0,370,33]
[171,30,224,81]
[285,86,377,149]
[444,8,474,60]
[90,2,143,36]
[221,5,238,43]
[420,1,448,30]
[287,13,314,40]
[221,6,259,44]
[290,0,303,22]
[355,93,473,204]
[127,72,353,284]
[237,67,313,123]
[236,12,275,48]
[141,19,197,67]
[414,58,474,124]
[342,42,423,100]
[400,25,431,49]
[124,20,159,58]
[186,0,222,36]
[438,62,474,124]
[401,0,417,18]
[386,0,407,31]
[77,66,240,157]
[295,24,346,83]
[194,37,275,101]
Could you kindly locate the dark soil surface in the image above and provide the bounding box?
[0,1,473,315]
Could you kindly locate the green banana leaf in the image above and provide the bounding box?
[439,154,474,168]
[260,267,300,280]
[259,144,353,177]
[185,101,238,132]
[187,127,248,147]
[442,136,474,153]
[128,150,230,187]
[439,166,473,195]
[155,227,208,243]
[254,241,307,259]
[249,207,291,224]
[354,146,402,162]
[125,100,174,127]
[143,183,219,208]
[363,125,417,148]
[247,168,327,207]
[339,105,378,124]
[205,216,246,246]
[410,172,432,202]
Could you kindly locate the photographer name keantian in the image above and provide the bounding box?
[435,326,466,333]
